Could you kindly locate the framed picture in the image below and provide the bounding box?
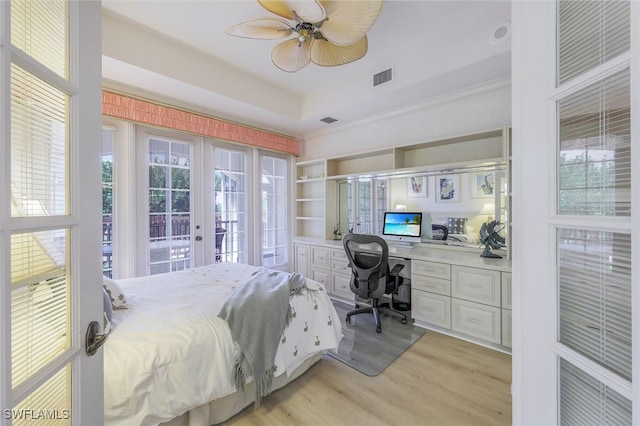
[471,172,495,198]
[407,176,427,198]
[436,175,459,202]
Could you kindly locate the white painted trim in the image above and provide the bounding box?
[304,77,511,140]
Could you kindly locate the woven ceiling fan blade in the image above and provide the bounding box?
[310,36,367,66]
[258,0,325,22]
[271,38,312,72]
[319,0,383,46]
[226,17,293,39]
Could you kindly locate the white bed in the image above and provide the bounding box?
[104,263,342,426]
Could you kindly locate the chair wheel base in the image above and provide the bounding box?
[345,316,351,323]
[376,325,381,333]
[401,318,408,324]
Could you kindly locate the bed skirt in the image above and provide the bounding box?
[161,352,323,426]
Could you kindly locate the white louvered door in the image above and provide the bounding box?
[1,1,103,425]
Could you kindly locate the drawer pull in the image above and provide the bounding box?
[425,307,436,312]
[466,318,482,324]
[468,283,483,288]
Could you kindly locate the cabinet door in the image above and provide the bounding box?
[295,244,310,277]
[412,290,451,329]
[502,309,512,348]
[452,299,501,344]
[502,272,512,310]
[451,266,501,307]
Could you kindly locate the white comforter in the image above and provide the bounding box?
[104,263,342,426]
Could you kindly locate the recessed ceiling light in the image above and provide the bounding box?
[489,21,511,45]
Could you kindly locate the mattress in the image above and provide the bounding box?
[104,263,342,426]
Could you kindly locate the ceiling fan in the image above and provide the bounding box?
[226,0,384,73]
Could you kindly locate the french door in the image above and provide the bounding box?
[513,0,637,424]
[1,1,103,425]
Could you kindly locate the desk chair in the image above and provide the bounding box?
[343,233,408,333]
[215,227,226,262]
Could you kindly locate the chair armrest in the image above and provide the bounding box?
[390,264,404,276]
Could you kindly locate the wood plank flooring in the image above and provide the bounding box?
[222,330,512,426]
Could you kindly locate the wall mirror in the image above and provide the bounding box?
[336,167,509,252]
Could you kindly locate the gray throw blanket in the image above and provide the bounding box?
[218,268,307,407]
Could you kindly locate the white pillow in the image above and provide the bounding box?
[103,276,128,309]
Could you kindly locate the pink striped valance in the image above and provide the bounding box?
[102,91,300,156]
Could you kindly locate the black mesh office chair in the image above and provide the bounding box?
[343,233,408,333]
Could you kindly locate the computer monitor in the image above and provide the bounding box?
[382,211,423,244]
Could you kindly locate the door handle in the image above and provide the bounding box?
[85,320,109,356]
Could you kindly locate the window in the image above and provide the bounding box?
[102,128,115,277]
[214,147,248,263]
[261,154,288,268]
[147,138,193,274]
[345,179,387,234]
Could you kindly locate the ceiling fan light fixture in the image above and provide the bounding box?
[227,0,383,72]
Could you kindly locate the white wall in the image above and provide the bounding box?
[299,79,511,161]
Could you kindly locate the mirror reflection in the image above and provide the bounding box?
[336,168,507,251]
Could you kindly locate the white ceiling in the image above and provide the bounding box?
[101,0,512,139]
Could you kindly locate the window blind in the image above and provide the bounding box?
[13,366,71,426]
[11,63,68,217]
[558,69,630,216]
[11,0,68,79]
[558,229,632,381]
[557,0,630,85]
[11,231,70,390]
[560,359,632,425]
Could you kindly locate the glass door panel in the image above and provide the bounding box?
[147,138,193,274]
[214,148,247,263]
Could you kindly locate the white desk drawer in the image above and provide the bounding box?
[311,245,331,269]
[331,248,348,261]
[412,290,451,329]
[332,273,353,299]
[331,259,350,275]
[411,274,451,296]
[412,259,451,280]
[451,266,501,307]
[452,299,501,344]
[310,267,330,287]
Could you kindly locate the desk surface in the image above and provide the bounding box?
[294,237,511,272]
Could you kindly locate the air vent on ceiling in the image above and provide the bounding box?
[373,68,393,86]
[320,116,338,124]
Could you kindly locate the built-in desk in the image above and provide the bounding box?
[293,237,512,353]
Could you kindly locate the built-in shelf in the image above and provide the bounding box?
[294,127,511,247]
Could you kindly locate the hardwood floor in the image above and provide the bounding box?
[222,330,512,426]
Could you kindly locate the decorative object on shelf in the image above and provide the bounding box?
[479,220,505,258]
[225,0,383,73]
[407,176,427,198]
[471,172,495,198]
[436,175,460,202]
[332,225,342,240]
[446,217,468,235]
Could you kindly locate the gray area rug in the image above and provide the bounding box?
[327,300,426,376]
